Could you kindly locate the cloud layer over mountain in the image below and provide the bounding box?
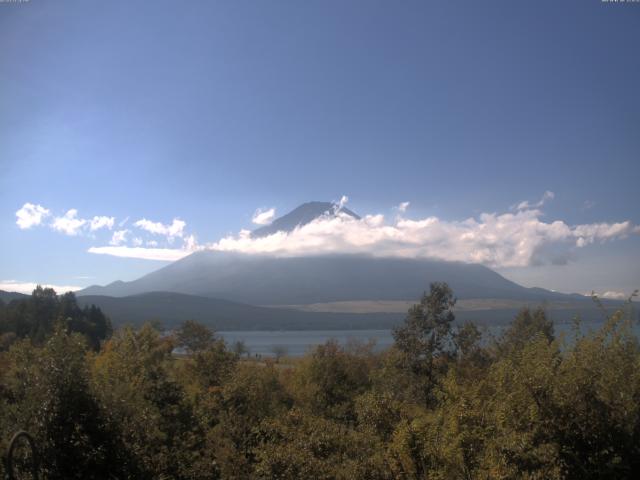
[15,194,640,268]
[210,204,638,268]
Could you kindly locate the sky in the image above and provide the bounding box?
[1,0,639,297]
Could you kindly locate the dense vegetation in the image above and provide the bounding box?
[0,286,111,350]
[1,284,639,479]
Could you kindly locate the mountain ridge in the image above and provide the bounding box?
[78,201,590,308]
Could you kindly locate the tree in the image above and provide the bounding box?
[0,288,111,349]
[175,320,214,353]
[254,409,389,480]
[2,325,125,479]
[91,323,210,479]
[391,282,457,405]
[210,363,291,478]
[271,345,288,362]
[233,339,249,358]
[290,340,372,423]
[495,306,554,357]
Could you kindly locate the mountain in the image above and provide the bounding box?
[0,290,29,303]
[79,251,585,305]
[251,201,359,238]
[79,201,589,308]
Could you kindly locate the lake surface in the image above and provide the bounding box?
[219,329,395,357]
[219,320,640,357]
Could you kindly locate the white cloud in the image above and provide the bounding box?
[134,218,186,240]
[397,202,410,213]
[16,203,50,229]
[109,229,129,246]
[207,203,639,268]
[574,221,634,247]
[0,280,81,294]
[51,209,87,236]
[88,231,202,262]
[514,190,555,211]
[16,203,117,237]
[597,291,628,300]
[87,246,194,262]
[252,208,276,225]
[183,234,198,251]
[58,193,636,267]
[89,216,115,231]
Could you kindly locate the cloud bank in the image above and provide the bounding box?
[596,291,628,300]
[0,280,81,294]
[15,194,640,269]
[87,246,193,262]
[208,196,639,268]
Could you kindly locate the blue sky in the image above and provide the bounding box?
[1,0,639,296]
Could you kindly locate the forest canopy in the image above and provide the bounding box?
[1,284,639,479]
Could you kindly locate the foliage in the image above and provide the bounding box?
[391,282,458,406]
[1,284,639,479]
[0,286,111,350]
[175,319,215,353]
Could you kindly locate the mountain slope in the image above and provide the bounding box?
[79,251,585,305]
[251,201,359,238]
[0,290,29,303]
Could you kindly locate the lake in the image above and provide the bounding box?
[219,329,395,357]
[219,320,639,357]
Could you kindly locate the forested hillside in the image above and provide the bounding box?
[1,285,639,479]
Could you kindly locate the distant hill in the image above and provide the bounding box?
[0,290,29,303]
[2,289,622,331]
[77,291,402,330]
[74,291,620,331]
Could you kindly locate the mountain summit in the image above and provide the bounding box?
[251,201,360,238]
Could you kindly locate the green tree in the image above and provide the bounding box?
[391,282,457,405]
[210,363,291,479]
[495,306,554,358]
[176,319,215,353]
[1,325,126,479]
[91,323,209,479]
[290,339,372,423]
